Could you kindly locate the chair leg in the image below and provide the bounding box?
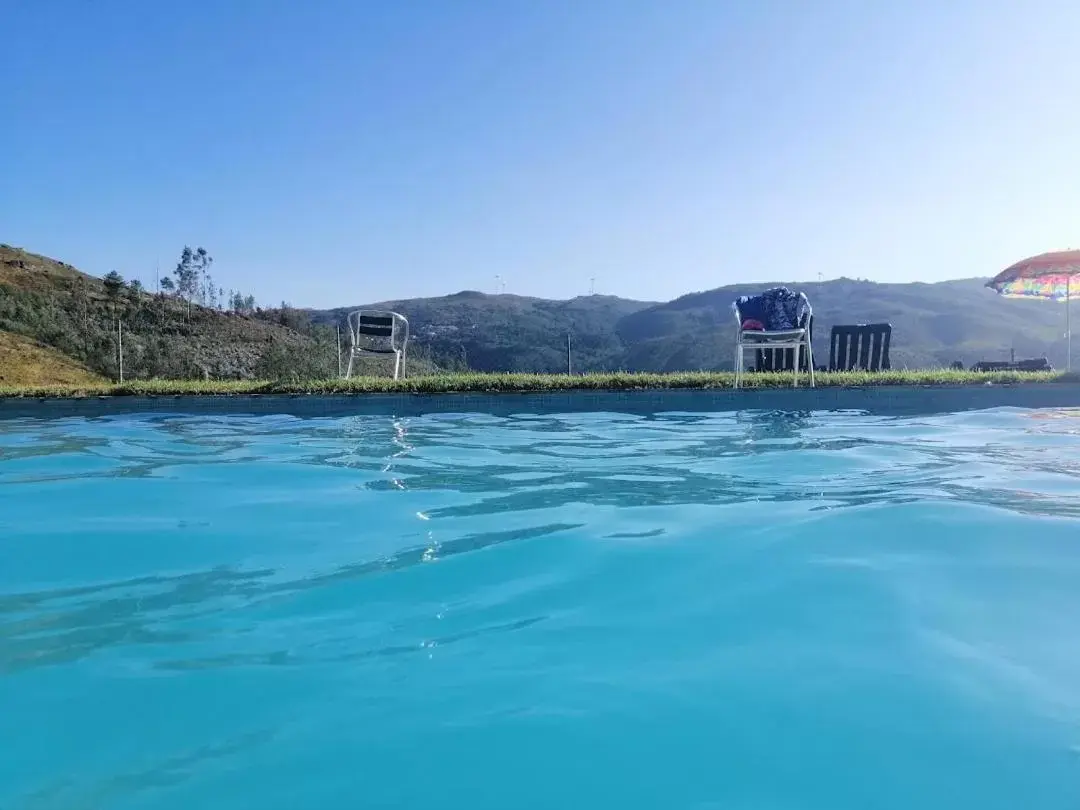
[393,352,401,381]
[806,338,816,388]
[346,353,354,380]
[734,339,742,388]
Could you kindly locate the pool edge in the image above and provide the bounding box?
[2,383,1079,420]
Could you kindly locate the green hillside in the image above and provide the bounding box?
[310,291,655,373]
[317,277,1068,373]
[0,244,351,382]
[2,242,1070,382]
[618,277,1066,372]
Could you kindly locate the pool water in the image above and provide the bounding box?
[2,405,1080,809]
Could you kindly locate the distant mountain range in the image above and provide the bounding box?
[311,277,1069,373]
[0,242,1070,384]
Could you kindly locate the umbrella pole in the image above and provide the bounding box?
[1069,275,1073,372]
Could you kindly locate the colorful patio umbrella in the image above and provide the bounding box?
[986,249,1080,370]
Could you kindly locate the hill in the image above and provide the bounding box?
[0,331,103,386]
[315,277,1069,373]
[2,242,1072,381]
[0,244,343,382]
[309,292,655,373]
[618,277,1067,372]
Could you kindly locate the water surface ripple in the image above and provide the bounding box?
[2,406,1080,809]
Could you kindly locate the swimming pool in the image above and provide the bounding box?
[2,396,1080,809]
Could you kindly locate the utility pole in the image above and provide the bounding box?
[566,333,572,375]
[589,277,595,295]
[1062,248,1075,368]
[336,325,343,377]
[117,320,124,383]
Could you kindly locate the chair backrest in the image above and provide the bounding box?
[829,323,891,371]
[347,310,408,352]
[732,288,812,331]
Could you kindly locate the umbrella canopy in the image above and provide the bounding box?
[986,249,1080,301]
[986,250,1080,370]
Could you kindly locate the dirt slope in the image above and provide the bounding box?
[0,330,104,386]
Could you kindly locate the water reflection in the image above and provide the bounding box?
[4,408,1079,515]
[16,730,276,810]
[737,408,814,442]
[3,407,1080,809]
[2,407,1080,679]
[0,519,574,675]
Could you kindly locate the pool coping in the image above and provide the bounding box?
[1,383,1079,419]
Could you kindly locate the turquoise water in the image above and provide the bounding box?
[2,405,1080,809]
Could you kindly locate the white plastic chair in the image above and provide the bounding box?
[732,292,815,388]
[345,310,409,380]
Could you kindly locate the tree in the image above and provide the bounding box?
[103,271,125,301]
[160,277,175,293]
[125,279,144,321]
[194,247,214,306]
[173,246,196,301]
[170,245,214,316]
[273,301,312,332]
[199,268,215,307]
[171,245,215,309]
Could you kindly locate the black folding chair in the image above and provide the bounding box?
[829,323,892,372]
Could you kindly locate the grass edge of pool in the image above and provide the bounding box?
[1,370,1077,398]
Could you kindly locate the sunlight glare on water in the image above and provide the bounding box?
[2,404,1080,809]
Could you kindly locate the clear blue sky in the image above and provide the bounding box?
[4,0,1079,307]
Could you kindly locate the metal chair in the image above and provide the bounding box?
[829,323,892,372]
[345,310,409,380]
[733,289,815,388]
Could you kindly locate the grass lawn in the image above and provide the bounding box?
[0,369,1076,398]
